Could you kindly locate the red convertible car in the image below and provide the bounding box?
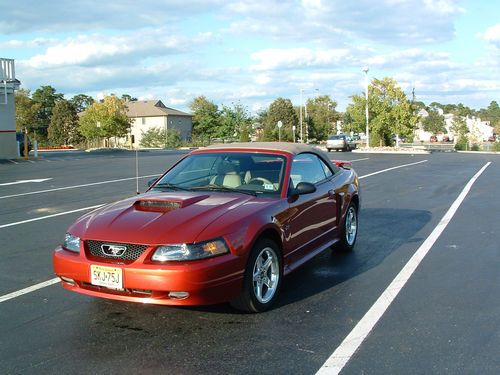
[53,143,360,312]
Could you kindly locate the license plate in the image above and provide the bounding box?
[90,265,123,289]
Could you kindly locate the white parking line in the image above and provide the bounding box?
[0,174,159,200]
[358,160,427,179]
[0,278,60,303]
[350,158,370,162]
[0,159,432,302]
[8,159,19,164]
[0,204,105,229]
[316,162,491,375]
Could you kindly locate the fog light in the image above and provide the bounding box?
[60,276,75,285]
[168,291,189,300]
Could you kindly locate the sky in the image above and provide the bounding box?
[0,0,499,113]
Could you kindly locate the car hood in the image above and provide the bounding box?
[70,191,257,245]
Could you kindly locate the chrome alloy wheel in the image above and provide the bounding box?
[252,247,279,304]
[345,205,358,246]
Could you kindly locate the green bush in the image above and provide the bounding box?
[470,144,480,151]
[493,142,500,152]
[139,127,181,148]
[454,136,468,151]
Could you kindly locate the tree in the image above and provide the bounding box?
[79,96,131,145]
[31,85,64,140]
[262,98,298,141]
[121,94,138,102]
[48,100,81,145]
[421,110,446,134]
[451,115,469,150]
[70,94,95,113]
[190,96,220,139]
[304,95,339,141]
[345,77,418,146]
[450,115,468,137]
[478,101,500,133]
[219,102,253,140]
[14,89,41,135]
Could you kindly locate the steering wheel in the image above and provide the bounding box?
[248,177,273,186]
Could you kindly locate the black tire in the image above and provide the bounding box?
[327,148,331,152]
[336,201,358,252]
[230,238,282,313]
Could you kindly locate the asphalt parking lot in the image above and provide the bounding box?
[1,149,499,374]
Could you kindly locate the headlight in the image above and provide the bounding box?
[152,239,229,262]
[63,233,81,253]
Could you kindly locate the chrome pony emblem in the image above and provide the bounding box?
[101,244,127,257]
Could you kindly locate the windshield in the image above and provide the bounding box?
[328,135,345,140]
[153,152,287,196]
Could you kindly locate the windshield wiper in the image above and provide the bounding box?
[153,183,191,191]
[190,184,257,196]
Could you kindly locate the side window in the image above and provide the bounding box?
[290,153,327,186]
[319,157,333,178]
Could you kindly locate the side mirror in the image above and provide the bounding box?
[290,181,316,197]
[147,177,159,187]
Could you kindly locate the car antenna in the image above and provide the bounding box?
[135,147,140,194]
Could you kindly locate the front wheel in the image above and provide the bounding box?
[336,201,358,252]
[230,238,282,313]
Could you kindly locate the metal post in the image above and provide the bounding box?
[363,67,369,148]
[23,128,28,160]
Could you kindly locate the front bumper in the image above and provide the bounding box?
[53,246,245,306]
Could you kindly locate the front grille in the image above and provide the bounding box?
[86,240,148,261]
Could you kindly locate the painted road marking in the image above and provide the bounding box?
[0,174,159,200]
[0,178,53,186]
[0,204,105,229]
[358,159,427,179]
[349,158,370,162]
[0,278,60,303]
[0,159,433,302]
[316,162,491,375]
[8,159,19,164]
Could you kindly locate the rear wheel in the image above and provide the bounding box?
[230,238,282,313]
[337,201,358,252]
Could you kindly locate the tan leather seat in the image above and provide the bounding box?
[210,162,242,188]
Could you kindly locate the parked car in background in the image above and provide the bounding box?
[16,132,32,156]
[326,134,357,152]
[53,142,361,312]
[430,135,438,142]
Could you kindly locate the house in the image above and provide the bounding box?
[415,109,493,143]
[126,100,193,147]
[0,58,21,159]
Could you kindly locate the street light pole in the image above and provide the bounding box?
[363,67,369,148]
[299,89,304,143]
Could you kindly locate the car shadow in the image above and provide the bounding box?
[275,207,431,308]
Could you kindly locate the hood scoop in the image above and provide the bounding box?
[133,195,210,213]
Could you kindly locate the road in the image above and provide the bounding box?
[0,150,499,374]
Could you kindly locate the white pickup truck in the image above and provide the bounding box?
[326,134,357,152]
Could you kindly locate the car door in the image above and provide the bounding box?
[283,153,338,268]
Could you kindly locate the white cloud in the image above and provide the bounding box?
[423,0,465,14]
[20,30,209,69]
[478,23,500,48]
[0,0,223,33]
[250,48,350,71]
